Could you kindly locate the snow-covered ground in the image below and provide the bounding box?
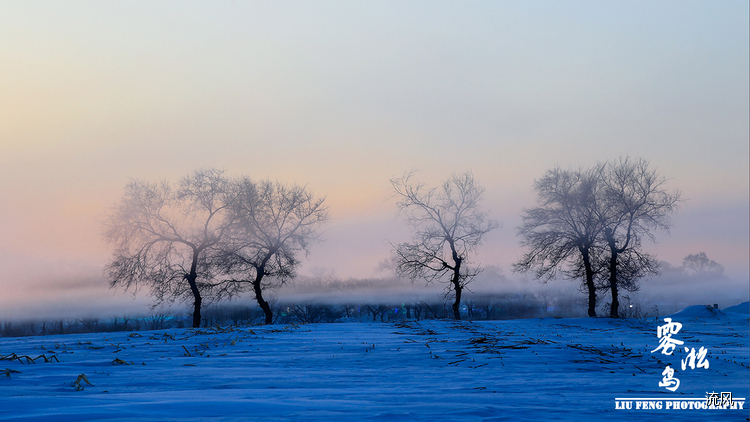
[1,309,748,421]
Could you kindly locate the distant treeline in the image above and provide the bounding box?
[1,290,657,338]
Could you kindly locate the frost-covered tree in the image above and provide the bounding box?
[598,157,680,318]
[104,169,237,328]
[215,179,328,325]
[514,166,605,317]
[391,171,498,320]
[682,252,724,277]
[516,158,680,318]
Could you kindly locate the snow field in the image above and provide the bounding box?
[1,316,748,421]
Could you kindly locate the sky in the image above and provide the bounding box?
[0,1,748,319]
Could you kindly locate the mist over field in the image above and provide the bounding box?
[1,253,746,324]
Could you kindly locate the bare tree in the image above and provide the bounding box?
[598,157,680,318]
[365,304,388,322]
[516,159,680,319]
[514,166,605,317]
[682,252,724,277]
[391,171,498,320]
[289,303,338,323]
[216,179,328,325]
[104,169,237,328]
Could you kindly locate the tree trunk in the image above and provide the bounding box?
[580,246,597,317]
[452,282,462,320]
[186,249,203,328]
[450,252,463,320]
[608,251,619,318]
[253,275,273,324]
[605,230,620,318]
[185,272,202,328]
[606,226,633,319]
